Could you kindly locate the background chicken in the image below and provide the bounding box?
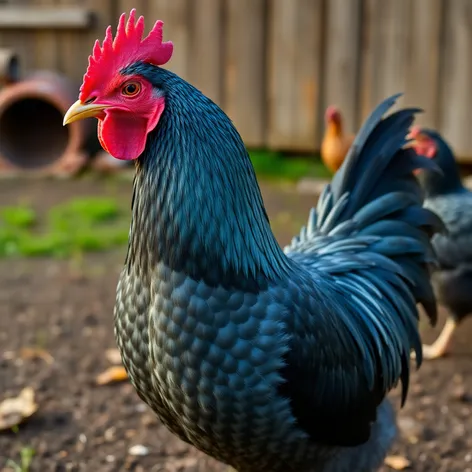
[410,126,472,360]
[63,11,442,472]
[320,106,354,173]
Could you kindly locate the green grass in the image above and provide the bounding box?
[0,197,130,258]
[6,446,35,472]
[0,151,328,258]
[249,150,332,181]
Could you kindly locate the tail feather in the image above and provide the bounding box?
[308,95,444,336]
[284,95,444,433]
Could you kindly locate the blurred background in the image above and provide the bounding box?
[0,0,472,171]
[0,1,470,472]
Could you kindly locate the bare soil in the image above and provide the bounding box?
[0,178,470,472]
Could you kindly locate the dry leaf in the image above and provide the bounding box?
[384,455,411,470]
[0,387,38,431]
[105,348,122,365]
[20,347,54,364]
[96,366,128,385]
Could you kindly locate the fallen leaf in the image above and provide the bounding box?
[20,347,54,364]
[0,387,38,431]
[105,348,122,365]
[384,455,411,470]
[96,366,128,385]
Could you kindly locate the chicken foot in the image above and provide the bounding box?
[411,317,457,361]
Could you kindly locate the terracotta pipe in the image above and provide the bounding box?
[0,70,92,176]
[0,49,19,86]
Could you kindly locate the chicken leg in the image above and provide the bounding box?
[412,317,457,361]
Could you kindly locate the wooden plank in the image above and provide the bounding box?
[187,0,223,105]
[117,0,145,19]
[322,0,362,133]
[147,0,190,80]
[34,0,59,71]
[0,6,93,29]
[0,0,34,77]
[57,0,113,86]
[360,0,413,122]
[404,0,442,128]
[358,0,380,121]
[439,0,472,160]
[224,0,266,148]
[267,0,323,151]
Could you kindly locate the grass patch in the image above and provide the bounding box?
[6,446,35,472]
[249,150,331,181]
[0,197,130,258]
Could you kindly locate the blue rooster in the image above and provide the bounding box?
[410,126,472,359]
[63,10,442,472]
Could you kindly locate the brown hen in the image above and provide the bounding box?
[321,106,355,173]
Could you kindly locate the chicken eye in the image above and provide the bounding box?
[122,82,141,97]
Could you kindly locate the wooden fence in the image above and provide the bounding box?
[1,0,472,160]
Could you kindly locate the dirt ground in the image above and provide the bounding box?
[0,178,471,472]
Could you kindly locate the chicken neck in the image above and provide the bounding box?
[124,65,289,290]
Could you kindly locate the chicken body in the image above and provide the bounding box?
[113,67,440,472]
[414,129,472,359]
[62,13,441,470]
[320,106,354,173]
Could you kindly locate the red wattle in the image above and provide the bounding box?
[98,114,148,160]
[97,101,165,160]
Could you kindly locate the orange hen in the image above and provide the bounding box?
[321,106,355,173]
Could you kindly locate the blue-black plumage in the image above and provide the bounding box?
[411,127,472,359]
[63,11,444,472]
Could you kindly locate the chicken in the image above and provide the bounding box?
[410,126,472,360]
[63,10,442,472]
[320,106,354,173]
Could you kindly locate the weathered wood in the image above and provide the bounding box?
[3,0,472,159]
[148,0,190,79]
[323,0,362,134]
[0,0,34,77]
[267,0,323,151]
[187,0,223,105]
[117,0,145,19]
[56,0,111,87]
[404,0,443,128]
[33,0,59,72]
[0,6,93,29]
[224,0,266,147]
[360,0,412,121]
[439,0,472,160]
[358,0,378,121]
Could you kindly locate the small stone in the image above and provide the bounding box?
[104,427,116,442]
[397,416,423,443]
[420,396,434,406]
[125,429,136,439]
[135,403,147,413]
[128,444,149,457]
[451,385,472,403]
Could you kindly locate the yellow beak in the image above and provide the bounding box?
[63,100,110,125]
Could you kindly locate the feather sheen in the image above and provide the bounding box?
[113,63,443,472]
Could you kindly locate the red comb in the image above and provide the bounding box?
[408,125,422,138]
[79,9,173,101]
[325,106,341,122]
